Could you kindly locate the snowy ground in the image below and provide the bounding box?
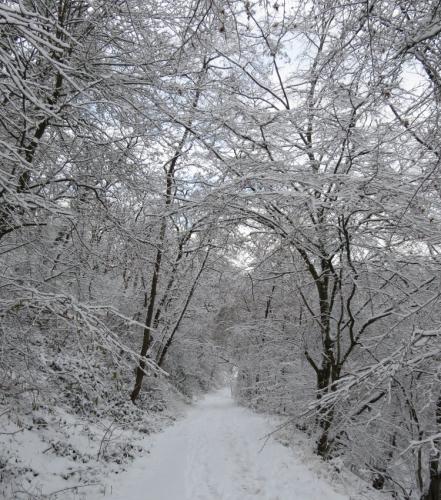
[97,388,382,500]
[1,386,390,499]
[0,377,184,499]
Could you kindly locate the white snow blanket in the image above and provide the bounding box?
[105,388,349,500]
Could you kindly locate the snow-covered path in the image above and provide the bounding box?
[106,388,349,500]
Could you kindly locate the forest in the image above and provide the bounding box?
[1,0,441,499]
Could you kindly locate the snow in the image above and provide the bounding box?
[100,388,350,500]
[1,406,103,499]
[2,384,387,499]
[0,376,183,499]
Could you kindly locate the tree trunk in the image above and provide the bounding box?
[316,364,335,458]
[422,395,441,500]
[130,238,163,402]
[422,459,441,500]
[156,247,211,367]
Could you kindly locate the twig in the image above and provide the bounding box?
[0,428,24,436]
[47,483,100,498]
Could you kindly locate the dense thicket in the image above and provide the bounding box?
[1,0,441,498]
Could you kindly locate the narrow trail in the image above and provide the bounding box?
[106,388,349,500]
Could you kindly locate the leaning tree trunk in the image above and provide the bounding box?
[130,60,208,401]
[130,137,185,402]
[156,247,211,367]
[130,236,164,402]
